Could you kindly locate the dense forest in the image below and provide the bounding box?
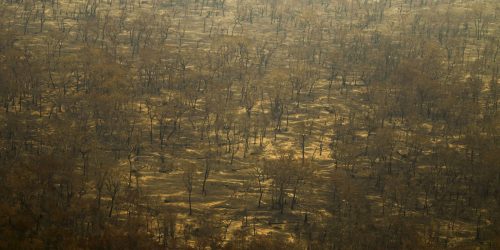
[0,0,499,249]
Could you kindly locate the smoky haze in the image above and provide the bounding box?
[0,0,498,249]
